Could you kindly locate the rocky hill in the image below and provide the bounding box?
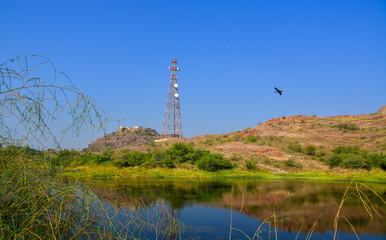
[88,106,385,173]
[88,128,160,151]
[148,105,386,173]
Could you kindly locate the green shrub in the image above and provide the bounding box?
[186,149,206,164]
[318,157,326,162]
[284,159,302,168]
[95,155,111,164]
[196,154,233,172]
[165,142,194,163]
[245,161,257,170]
[140,160,157,169]
[162,156,175,168]
[332,146,360,155]
[112,149,129,161]
[366,153,385,168]
[342,156,364,169]
[49,150,79,167]
[113,160,128,168]
[318,151,326,157]
[288,143,302,153]
[305,145,316,155]
[379,157,386,170]
[112,150,149,167]
[232,134,243,142]
[327,147,385,170]
[346,123,359,130]
[244,136,258,143]
[327,155,342,168]
[102,148,113,157]
[49,155,61,166]
[127,151,150,166]
[333,123,359,130]
[204,139,215,146]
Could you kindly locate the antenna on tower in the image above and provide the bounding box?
[109,118,127,129]
[161,59,183,138]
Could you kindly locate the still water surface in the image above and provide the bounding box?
[88,179,385,240]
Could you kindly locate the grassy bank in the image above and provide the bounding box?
[64,164,386,183]
[49,142,385,183]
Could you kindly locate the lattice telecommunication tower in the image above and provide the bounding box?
[161,59,183,138]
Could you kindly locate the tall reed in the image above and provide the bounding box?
[0,150,182,239]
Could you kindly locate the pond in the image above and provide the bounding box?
[87,179,386,240]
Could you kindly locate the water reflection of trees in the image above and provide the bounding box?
[90,180,233,210]
[89,179,385,235]
[223,180,386,235]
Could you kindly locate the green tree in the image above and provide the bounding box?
[342,156,364,169]
[196,153,233,172]
[327,155,342,168]
[165,142,194,163]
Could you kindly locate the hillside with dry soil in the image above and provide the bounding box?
[154,105,386,173]
[90,106,385,174]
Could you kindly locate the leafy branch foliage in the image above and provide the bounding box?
[0,54,106,148]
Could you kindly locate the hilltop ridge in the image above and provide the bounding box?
[376,105,386,115]
[88,127,160,151]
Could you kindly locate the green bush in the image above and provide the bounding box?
[112,150,150,167]
[346,123,359,130]
[284,159,302,168]
[162,156,175,168]
[76,152,94,165]
[329,146,385,170]
[333,123,359,130]
[327,155,342,168]
[366,153,385,168]
[332,146,360,155]
[140,160,158,169]
[305,145,316,155]
[288,143,302,153]
[185,149,206,164]
[165,142,194,163]
[232,134,243,142]
[196,154,233,172]
[342,156,364,169]
[244,136,258,143]
[379,157,386,170]
[95,155,111,164]
[49,150,79,167]
[49,155,61,166]
[245,161,257,170]
[126,151,149,167]
[318,151,326,157]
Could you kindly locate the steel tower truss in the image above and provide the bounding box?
[161,59,183,138]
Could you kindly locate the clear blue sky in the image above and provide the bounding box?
[1,0,385,149]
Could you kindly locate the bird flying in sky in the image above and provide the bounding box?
[274,87,283,95]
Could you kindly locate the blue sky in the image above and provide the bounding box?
[1,0,385,149]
